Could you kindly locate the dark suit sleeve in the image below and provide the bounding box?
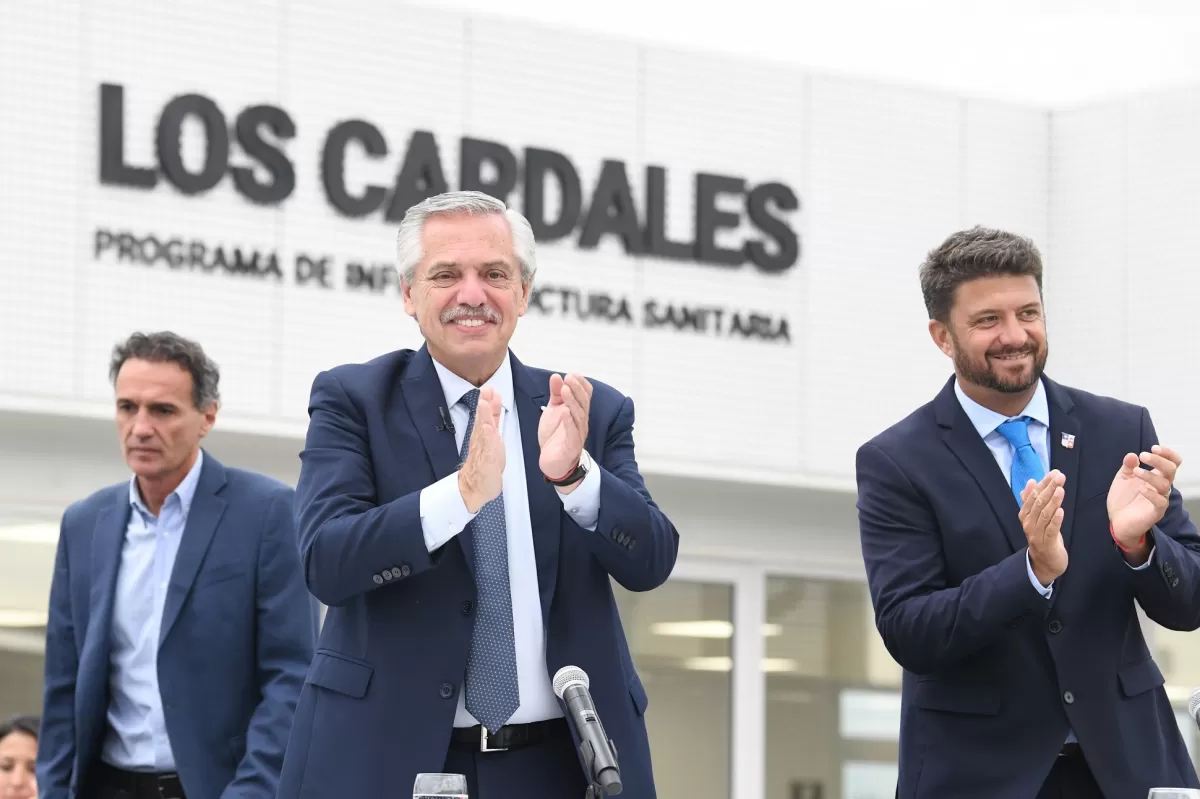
[857,442,1050,675]
[224,489,319,799]
[568,396,679,592]
[1127,408,1200,630]
[296,370,437,606]
[36,515,77,799]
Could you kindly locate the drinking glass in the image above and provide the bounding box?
[413,772,469,799]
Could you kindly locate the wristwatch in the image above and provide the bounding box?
[545,449,592,487]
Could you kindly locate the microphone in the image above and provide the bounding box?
[437,407,455,433]
[1187,688,1200,728]
[553,665,622,796]
[413,772,467,798]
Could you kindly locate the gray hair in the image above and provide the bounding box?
[396,190,537,285]
[109,331,221,410]
[919,225,1044,323]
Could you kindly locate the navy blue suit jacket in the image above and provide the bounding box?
[857,376,1200,797]
[37,453,319,799]
[276,346,678,799]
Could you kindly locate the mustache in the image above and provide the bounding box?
[441,305,500,324]
[987,345,1036,357]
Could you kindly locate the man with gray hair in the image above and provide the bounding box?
[38,331,318,799]
[278,190,677,798]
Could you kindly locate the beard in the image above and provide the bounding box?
[952,335,1048,394]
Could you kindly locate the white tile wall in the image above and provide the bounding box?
[3,0,1196,488]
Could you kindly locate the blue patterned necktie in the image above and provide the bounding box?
[457,389,520,733]
[997,416,1046,506]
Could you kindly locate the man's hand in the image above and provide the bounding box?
[1021,470,1068,587]
[458,387,505,513]
[1108,444,1180,559]
[538,373,592,484]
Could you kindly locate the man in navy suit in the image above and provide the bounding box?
[857,226,1200,797]
[37,332,318,799]
[277,190,678,799]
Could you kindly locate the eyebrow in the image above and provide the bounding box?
[426,260,513,271]
[970,302,1040,318]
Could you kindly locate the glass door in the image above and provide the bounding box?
[612,557,762,799]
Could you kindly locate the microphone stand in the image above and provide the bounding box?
[581,737,620,798]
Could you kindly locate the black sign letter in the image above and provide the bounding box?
[156,93,229,195]
[745,182,800,273]
[99,84,156,188]
[460,138,517,202]
[322,120,388,218]
[695,173,745,267]
[524,147,581,242]
[579,160,643,255]
[232,105,296,205]
[385,131,449,221]
[644,165,692,261]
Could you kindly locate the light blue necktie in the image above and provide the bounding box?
[457,389,520,733]
[997,416,1046,506]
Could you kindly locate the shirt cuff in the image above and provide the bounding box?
[1026,549,1053,599]
[557,457,601,531]
[420,471,477,552]
[1126,545,1156,571]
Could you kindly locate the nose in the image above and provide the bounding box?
[996,314,1027,347]
[130,409,155,439]
[13,765,35,789]
[454,270,488,307]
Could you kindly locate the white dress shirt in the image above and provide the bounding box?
[418,353,602,727]
[102,450,204,771]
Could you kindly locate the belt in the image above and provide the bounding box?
[1058,742,1083,758]
[96,761,185,799]
[449,718,565,752]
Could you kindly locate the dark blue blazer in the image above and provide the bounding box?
[37,453,319,799]
[276,346,679,799]
[857,376,1200,798]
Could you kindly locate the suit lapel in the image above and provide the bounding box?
[82,491,131,682]
[159,454,228,646]
[400,346,474,576]
[1045,378,1081,551]
[934,377,1028,554]
[401,346,462,481]
[511,354,561,627]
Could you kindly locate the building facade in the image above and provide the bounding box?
[4,3,1200,797]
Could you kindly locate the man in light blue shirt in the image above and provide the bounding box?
[38,332,317,799]
[857,226,1200,798]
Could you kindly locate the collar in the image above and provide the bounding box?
[430,352,515,413]
[953,377,1050,440]
[129,449,204,518]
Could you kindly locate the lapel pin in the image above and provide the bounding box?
[1061,433,1075,449]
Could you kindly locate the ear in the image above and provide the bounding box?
[517,278,531,317]
[401,277,417,319]
[928,318,954,358]
[199,403,218,438]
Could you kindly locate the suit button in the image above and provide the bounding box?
[382,570,393,580]
[440,682,454,699]
[1048,620,1062,634]
[372,574,384,585]
[391,567,403,579]
[461,600,473,615]
[1063,691,1074,704]
[400,564,412,578]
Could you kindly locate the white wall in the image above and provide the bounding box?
[1050,88,1200,467]
[0,0,1052,495]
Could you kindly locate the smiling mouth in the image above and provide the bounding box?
[450,318,492,327]
[991,352,1031,361]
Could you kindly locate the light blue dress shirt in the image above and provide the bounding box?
[101,450,204,772]
[418,353,602,728]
